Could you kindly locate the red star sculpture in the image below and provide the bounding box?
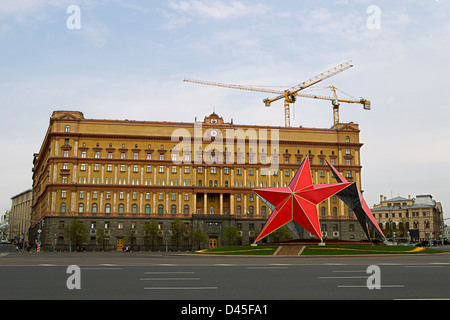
[254,156,352,242]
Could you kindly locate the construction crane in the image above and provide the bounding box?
[184,61,357,127]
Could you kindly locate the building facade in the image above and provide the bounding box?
[372,194,444,242]
[31,110,368,251]
[10,189,33,245]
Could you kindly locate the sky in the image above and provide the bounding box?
[0,0,449,221]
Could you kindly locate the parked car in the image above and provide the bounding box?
[414,241,429,247]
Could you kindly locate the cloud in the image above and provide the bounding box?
[163,0,268,28]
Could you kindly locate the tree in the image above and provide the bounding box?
[95,227,107,251]
[170,218,187,251]
[189,229,207,250]
[65,219,88,251]
[223,226,242,246]
[269,226,292,242]
[143,219,161,251]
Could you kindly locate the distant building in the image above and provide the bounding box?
[372,194,444,241]
[10,189,33,244]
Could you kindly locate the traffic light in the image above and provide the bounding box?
[5,211,10,222]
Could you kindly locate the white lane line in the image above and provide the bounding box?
[140,278,200,281]
[144,287,218,290]
[246,267,289,269]
[319,276,368,279]
[339,285,405,288]
[404,266,443,268]
[332,270,367,273]
[144,272,195,274]
[82,267,122,270]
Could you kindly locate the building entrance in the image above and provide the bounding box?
[209,237,218,248]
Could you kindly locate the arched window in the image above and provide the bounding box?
[237,205,242,216]
[158,204,164,214]
[78,203,84,213]
[261,206,266,216]
[209,206,214,215]
[332,207,337,216]
[92,203,97,213]
[105,203,111,214]
[184,205,189,215]
[145,204,151,214]
[225,180,228,187]
[118,204,124,214]
[171,205,176,215]
[214,180,218,187]
[209,180,213,187]
[60,203,66,213]
[321,207,326,217]
[132,204,137,214]
[249,206,254,216]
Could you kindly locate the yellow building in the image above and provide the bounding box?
[372,194,444,242]
[31,110,367,250]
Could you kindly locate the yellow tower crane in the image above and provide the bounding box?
[184,61,368,127]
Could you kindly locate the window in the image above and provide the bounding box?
[184,205,189,215]
[60,203,66,213]
[132,204,137,214]
[65,125,70,132]
[118,204,124,214]
[92,203,97,213]
[145,204,151,214]
[61,190,67,199]
[133,165,139,173]
[171,205,176,215]
[210,167,217,174]
[249,206,254,215]
[78,203,84,213]
[158,204,164,214]
[133,152,139,160]
[107,164,113,172]
[63,150,69,158]
[105,204,111,214]
[236,206,242,216]
[159,166,164,173]
[261,206,266,216]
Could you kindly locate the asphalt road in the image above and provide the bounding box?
[1,251,450,302]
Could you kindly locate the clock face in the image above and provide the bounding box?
[210,129,218,137]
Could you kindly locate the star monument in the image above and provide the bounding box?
[253,156,353,243]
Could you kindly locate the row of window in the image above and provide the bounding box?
[380,220,433,229]
[378,211,431,219]
[60,202,268,216]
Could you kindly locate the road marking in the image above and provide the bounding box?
[404,265,443,268]
[39,264,57,266]
[144,287,218,290]
[99,264,118,266]
[246,267,289,269]
[319,276,368,279]
[338,285,405,288]
[332,270,367,273]
[158,264,177,266]
[214,264,236,266]
[0,253,9,257]
[140,278,200,281]
[82,267,122,270]
[144,271,195,274]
